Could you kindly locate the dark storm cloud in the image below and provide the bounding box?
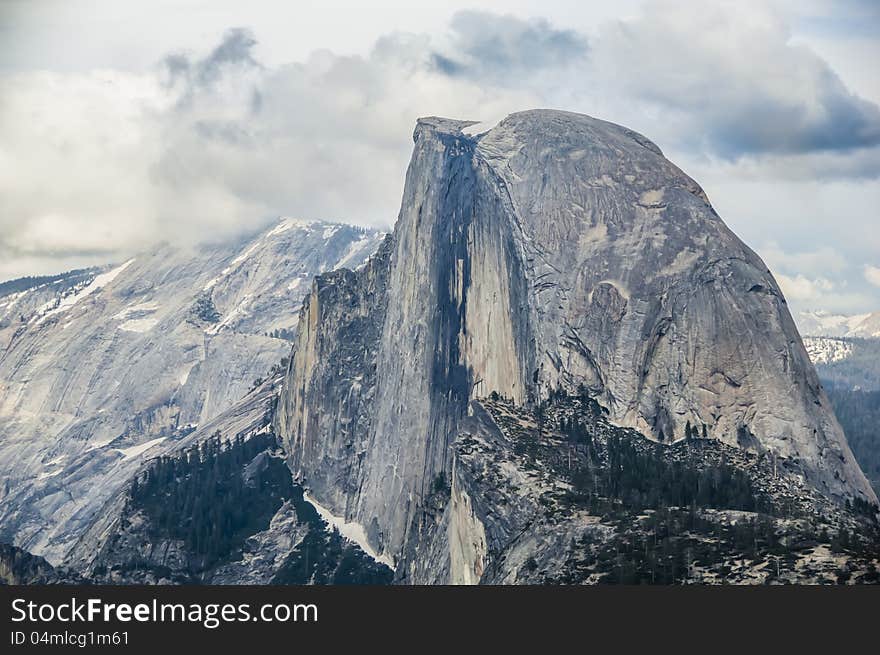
[196,27,260,86]
[431,11,588,80]
[697,67,880,158]
[162,27,261,94]
[595,1,880,162]
[423,8,880,161]
[161,53,191,82]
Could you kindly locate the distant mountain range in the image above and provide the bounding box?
[798,309,880,339]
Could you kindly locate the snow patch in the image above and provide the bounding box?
[179,362,196,386]
[268,217,318,236]
[265,220,294,238]
[85,437,117,452]
[229,241,261,268]
[201,275,224,291]
[205,294,251,335]
[303,491,394,567]
[116,437,166,461]
[334,236,373,270]
[461,121,491,137]
[35,259,134,325]
[203,219,315,291]
[202,242,260,291]
[112,301,159,321]
[118,318,159,333]
[0,290,29,311]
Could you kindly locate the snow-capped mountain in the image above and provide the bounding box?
[0,218,384,563]
[798,309,880,338]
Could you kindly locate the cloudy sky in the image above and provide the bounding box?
[1,0,878,318]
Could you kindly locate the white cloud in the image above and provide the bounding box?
[759,243,848,277]
[0,70,171,278]
[865,265,880,287]
[773,270,876,317]
[0,27,541,279]
[587,0,880,160]
[777,273,835,301]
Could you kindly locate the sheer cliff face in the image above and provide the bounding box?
[276,109,876,566]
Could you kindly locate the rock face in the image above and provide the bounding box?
[0,218,384,564]
[0,542,82,585]
[275,109,876,571]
